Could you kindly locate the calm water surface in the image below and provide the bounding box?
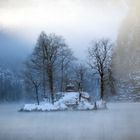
[0,102,140,140]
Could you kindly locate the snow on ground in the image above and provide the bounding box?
[22,92,106,111]
[58,92,79,105]
[77,101,94,110]
[96,100,107,109]
[23,102,67,111]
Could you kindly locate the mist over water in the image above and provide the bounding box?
[0,103,140,140]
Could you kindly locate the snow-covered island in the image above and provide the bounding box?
[21,92,106,112]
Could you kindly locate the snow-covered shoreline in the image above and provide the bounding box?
[20,92,107,112]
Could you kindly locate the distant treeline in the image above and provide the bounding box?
[0,68,23,101]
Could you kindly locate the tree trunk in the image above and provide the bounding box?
[42,69,46,97]
[79,92,82,102]
[42,49,46,98]
[60,64,64,92]
[48,67,54,104]
[50,76,54,104]
[100,74,104,100]
[35,85,39,105]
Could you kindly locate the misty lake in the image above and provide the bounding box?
[0,102,140,140]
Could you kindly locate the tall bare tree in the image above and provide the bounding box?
[59,47,76,92]
[24,57,41,105]
[74,63,87,92]
[73,63,87,102]
[44,34,67,104]
[35,33,48,99]
[24,31,75,104]
[88,39,112,99]
[36,32,69,104]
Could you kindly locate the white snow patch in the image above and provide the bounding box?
[24,104,37,111]
[22,92,106,111]
[58,92,79,105]
[81,92,90,99]
[77,101,94,110]
[23,102,67,111]
[96,100,107,109]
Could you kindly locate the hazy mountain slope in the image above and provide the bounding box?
[112,0,140,94]
[0,31,32,71]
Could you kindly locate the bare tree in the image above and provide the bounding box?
[37,32,68,104]
[59,47,76,92]
[88,39,112,99]
[27,31,74,104]
[24,31,76,104]
[74,63,87,101]
[74,63,87,92]
[44,34,65,104]
[24,58,41,105]
[35,33,48,99]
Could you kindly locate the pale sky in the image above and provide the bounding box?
[0,0,128,59]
